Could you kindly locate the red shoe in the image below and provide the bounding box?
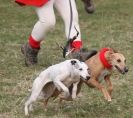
[64,40,82,57]
[71,40,82,51]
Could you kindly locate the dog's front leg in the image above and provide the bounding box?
[87,78,111,101]
[104,76,113,97]
[54,80,70,98]
[72,81,80,99]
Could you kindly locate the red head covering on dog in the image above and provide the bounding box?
[99,48,112,69]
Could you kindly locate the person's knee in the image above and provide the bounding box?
[39,17,56,29]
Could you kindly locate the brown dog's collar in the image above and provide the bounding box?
[99,48,112,69]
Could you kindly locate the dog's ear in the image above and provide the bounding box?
[105,48,114,61]
[108,48,117,61]
[71,60,77,65]
[107,48,116,58]
[71,60,80,69]
[108,47,118,53]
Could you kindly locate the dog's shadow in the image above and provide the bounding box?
[31,99,111,117]
[31,100,76,117]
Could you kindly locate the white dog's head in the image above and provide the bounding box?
[70,59,90,81]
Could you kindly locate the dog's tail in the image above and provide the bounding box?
[80,48,97,61]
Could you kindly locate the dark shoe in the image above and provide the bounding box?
[82,0,95,14]
[21,43,39,66]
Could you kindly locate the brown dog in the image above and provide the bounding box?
[61,48,128,102]
[84,48,128,101]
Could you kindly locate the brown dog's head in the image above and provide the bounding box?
[109,51,128,74]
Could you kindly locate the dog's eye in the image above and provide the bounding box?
[79,68,83,71]
[117,59,121,63]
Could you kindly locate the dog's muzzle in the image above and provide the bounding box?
[80,76,90,81]
[124,67,128,73]
[115,65,128,74]
[86,76,90,80]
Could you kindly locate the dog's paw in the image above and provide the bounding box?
[44,107,48,112]
[105,96,112,102]
[107,98,112,102]
[104,93,112,102]
[59,93,66,99]
[77,92,83,98]
[107,95,112,102]
[64,91,70,98]
[29,104,33,111]
[24,106,29,116]
[72,95,76,99]
[59,92,70,99]
[25,111,29,116]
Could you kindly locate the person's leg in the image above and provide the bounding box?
[54,0,94,61]
[22,0,56,66]
[31,0,56,45]
[54,0,82,51]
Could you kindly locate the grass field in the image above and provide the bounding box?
[0,0,133,118]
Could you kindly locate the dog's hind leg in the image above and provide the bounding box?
[29,104,33,112]
[43,98,49,111]
[25,92,41,116]
[25,77,48,116]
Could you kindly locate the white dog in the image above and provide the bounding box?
[24,59,90,116]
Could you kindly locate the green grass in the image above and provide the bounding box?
[0,0,133,118]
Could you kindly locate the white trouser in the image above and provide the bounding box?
[31,0,81,42]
